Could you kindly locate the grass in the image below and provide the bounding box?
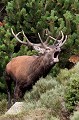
[0,99,7,116]
[0,108,60,120]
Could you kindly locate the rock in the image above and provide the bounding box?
[5,102,26,115]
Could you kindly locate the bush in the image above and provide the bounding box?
[38,88,64,114]
[70,111,79,120]
[24,75,65,118]
[65,73,79,112]
[56,68,70,85]
[57,63,79,113]
[5,0,79,59]
[0,99,7,115]
[24,75,61,102]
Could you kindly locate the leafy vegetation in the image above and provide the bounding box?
[70,111,79,120]
[0,99,7,115]
[1,0,79,119]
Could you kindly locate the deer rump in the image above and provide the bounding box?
[5,28,67,108]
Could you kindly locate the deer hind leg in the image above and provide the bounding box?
[5,75,12,109]
[13,84,23,103]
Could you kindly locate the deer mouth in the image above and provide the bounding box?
[52,51,60,63]
[54,51,60,58]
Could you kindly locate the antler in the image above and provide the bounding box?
[11,28,48,54]
[11,28,67,54]
[45,29,67,47]
[56,31,67,47]
[11,28,33,47]
[38,33,47,49]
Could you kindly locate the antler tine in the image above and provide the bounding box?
[48,31,64,42]
[59,35,67,47]
[45,31,57,42]
[54,31,67,47]
[38,33,47,49]
[44,36,50,45]
[44,29,52,44]
[54,31,64,45]
[60,31,64,42]
[45,30,67,48]
[22,30,33,46]
[11,28,27,45]
[45,30,64,42]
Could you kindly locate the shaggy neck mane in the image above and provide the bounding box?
[28,55,55,81]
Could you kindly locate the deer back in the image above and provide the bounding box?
[6,55,37,81]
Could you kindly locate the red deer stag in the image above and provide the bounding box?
[5,28,67,108]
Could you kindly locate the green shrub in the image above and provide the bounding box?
[56,68,70,85]
[57,63,79,112]
[0,99,7,115]
[0,93,6,101]
[24,75,65,118]
[38,88,64,113]
[24,75,60,102]
[65,73,79,112]
[70,111,79,120]
[5,0,79,64]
